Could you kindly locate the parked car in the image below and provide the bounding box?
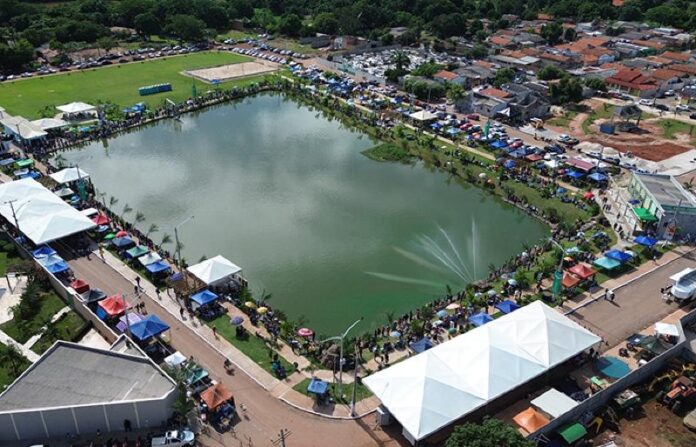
[638,99,653,106]
[655,104,669,111]
[690,112,696,120]
[676,104,690,112]
[151,430,195,447]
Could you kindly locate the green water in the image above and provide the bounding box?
[58,93,548,335]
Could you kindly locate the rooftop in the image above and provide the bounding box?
[0,339,175,411]
[635,173,696,209]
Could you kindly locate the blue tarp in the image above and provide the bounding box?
[495,300,520,314]
[410,337,435,354]
[503,160,517,169]
[46,261,70,274]
[605,249,633,263]
[129,314,170,341]
[588,172,608,182]
[566,170,585,179]
[635,235,657,247]
[490,140,508,149]
[39,254,65,267]
[146,260,170,274]
[112,236,135,248]
[556,187,567,195]
[469,312,494,327]
[307,378,329,395]
[593,256,622,270]
[32,246,56,258]
[191,289,219,306]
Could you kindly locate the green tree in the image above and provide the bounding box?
[278,14,302,37]
[0,39,34,74]
[563,27,576,42]
[160,233,172,246]
[493,67,515,87]
[392,50,410,72]
[96,36,116,55]
[122,203,133,220]
[446,418,534,447]
[537,65,565,81]
[430,13,467,39]
[447,83,466,103]
[134,12,161,38]
[549,76,583,104]
[313,12,339,34]
[540,21,563,45]
[584,77,607,92]
[0,344,27,376]
[165,14,206,42]
[146,223,159,238]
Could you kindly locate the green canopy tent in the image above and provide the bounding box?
[15,159,34,168]
[126,245,149,259]
[559,422,587,444]
[632,207,658,222]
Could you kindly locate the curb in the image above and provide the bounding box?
[277,395,378,421]
[564,246,696,315]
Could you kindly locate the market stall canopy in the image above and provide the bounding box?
[655,322,679,337]
[593,256,622,270]
[0,178,96,245]
[409,110,438,121]
[513,407,549,433]
[138,252,162,266]
[32,245,56,258]
[363,301,601,441]
[80,288,107,304]
[191,289,219,306]
[49,167,90,185]
[632,207,657,222]
[125,245,149,259]
[112,236,135,249]
[56,102,96,114]
[91,214,109,226]
[468,312,494,327]
[164,351,187,368]
[1,117,47,140]
[558,422,587,444]
[635,235,658,247]
[605,249,633,263]
[409,337,435,354]
[562,271,581,288]
[495,300,520,314]
[130,314,170,341]
[30,117,68,131]
[187,255,242,286]
[116,312,144,333]
[200,382,233,410]
[146,260,171,274]
[531,388,579,418]
[97,295,128,318]
[568,263,597,280]
[307,378,329,395]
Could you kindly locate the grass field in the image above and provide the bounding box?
[582,104,615,134]
[292,377,373,405]
[0,291,67,344]
[657,118,696,140]
[0,51,254,118]
[32,311,89,354]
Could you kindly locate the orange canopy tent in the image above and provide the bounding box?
[97,295,128,317]
[562,271,581,289]
[568,262,597,280]
[200,382,233,410]
[513,407,550,433]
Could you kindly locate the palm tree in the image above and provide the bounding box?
[109,196,119,208]
[392,50,410,72]
[146,223,159,238]
[446,83,466,103]
[384,311,395,326]
[122,203,133,219]
[0,344,26,376]
[257,289,272,306]
[134,211,145,225]
[160,233,172,246]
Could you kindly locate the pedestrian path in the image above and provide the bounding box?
[24,306,71,350]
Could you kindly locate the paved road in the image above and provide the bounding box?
[568,252,695,349]
[54,244,402,447]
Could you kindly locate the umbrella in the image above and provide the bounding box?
[635,235,657,247]
[507,278,518,286]
[469,312,493,327]
[91,214,109,225]
[104,233,116,240]
[130,314,170,341]
[446,303,460,310]
[478,173,487,179]
[115,230,129,238]
[230,316,244,326]
[244,301,257,309]
[487,289,497,296]
[389,330,402,338]
[257,306,269,314]
[436,309,448,318]
[297,327,314,337]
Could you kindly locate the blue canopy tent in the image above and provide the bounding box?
[39,254,65,267]
[191,289,219,307]
[503,160,517,169]
[129,314,170,341]
[490,140,508,149]
[605,249,633,263]
[32,246,56,258]
[307,378,329,396]
[469,312,494,327]
[635,235,657,247]
[566,170,585,180]
[409,337,435,354]
[112,236,135,249]
[588,172,608,182]
[593,256,622,270]
[46,261,70,274]
[495,300,520,314]
[509,149,527,158]
[146,260,171,274]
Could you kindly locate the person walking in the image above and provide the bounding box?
[608,289,615,302]
[98,244,105,262]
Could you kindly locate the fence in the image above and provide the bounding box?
[530,306,696,439]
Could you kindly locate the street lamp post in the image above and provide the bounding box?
[173,215,194,268]
[549,238,566,304]
[320,317,362,399]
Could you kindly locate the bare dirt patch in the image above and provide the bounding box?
[185,61,279,83]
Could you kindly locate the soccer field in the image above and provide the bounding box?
[0,51,256,118]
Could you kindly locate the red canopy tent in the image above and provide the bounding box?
[562,271,581,289]
[200,382,234,410]
[568,262,597,280]
[98,295,129,317]
[91,214,110,226]
[70,278,90,294]
[513,407,550,433]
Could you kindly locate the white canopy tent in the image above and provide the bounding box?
[49,167,90,184]
[56,102,96,114]
[531,388,579,419]
[31,118,68,131]
[0,178,96,245]
[0,116,47,140]
[409,110,438,121]
[363,301,601,442]
[655,322,679,337]
[187,255,242,286]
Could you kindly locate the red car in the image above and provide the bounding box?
[467,113,479,120]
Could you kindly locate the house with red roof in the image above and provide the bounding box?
[433,70,466,86]
[606,69,658,97]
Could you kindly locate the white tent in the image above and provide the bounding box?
[56,102,96,114]
[409,110,437,121]
[654,322,679,337]
[49,167,90,184]
[31,118,68,131]
[363,301,600,442]
[531,388,579,418]
[0,178,96,245]
[0,116,47,140]
[187,255,242,286]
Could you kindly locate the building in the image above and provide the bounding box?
[627,173,696,239]
[606,69,659,97]
[432,70,466,86]
[0,337,177,443]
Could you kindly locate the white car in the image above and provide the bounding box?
[676,104,690,112]
[638,99,653,106]
[151,430,195,447]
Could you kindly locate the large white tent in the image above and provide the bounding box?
[409,110,437,121]
[0,178,96,245]
[56,102,96,114]
[363,301,600,442]
[31,118,68,131]
[187,255,242,286]
[49,167,90,184]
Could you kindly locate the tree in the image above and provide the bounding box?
[228,0,254,19]
[134,12,161,38]
[109,195,119,208]
[96,36,115,55]
[447,83,466,103]
[0,39,34,74]
[540,21,563,45]
[563,27,576,42]
[146,223,159,238]
[549,76,583,104]
[313,12,338,35]
[165,14,206,42]
[446,418,534,447]
[584,77,607,92]
[278,14,302,37]
[430,13,467,39]
[493,67,515,87]
[134,211,145,224]
[160,233,172,246]
[0,344,27,376]
[537,65,565,81]
[411,61,442,78]
[122,203,133,220]
[392,50,410,72]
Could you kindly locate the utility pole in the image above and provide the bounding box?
[350,340,360,416]
[271,428,291,447]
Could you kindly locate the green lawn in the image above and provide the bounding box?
[657,119,696,140]
[0,344,30,390]
[361,143,415,163]
[547,110,578,128]
[293,377,373,405]
[217,30,258,41]
[206,315,295,376]
[0,235,22,276]
[0,51,253,118]
[582,104,615,134]
[0,291,66,344]
[32,311,89,354]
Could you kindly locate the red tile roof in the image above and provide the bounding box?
[490,35,513,47]
[434,70,459,81]
[651,68,682,81]
[479,88,513,99]
[671,63,696,75]
[662,51,692,62]
[607,69,658,91]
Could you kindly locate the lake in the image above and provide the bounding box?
[57,93,548,335]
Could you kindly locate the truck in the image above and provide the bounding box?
[669,268,696,302]
[151,430,195,447]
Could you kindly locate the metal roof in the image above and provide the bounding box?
[0,340,175,412]
[635,173,696,208]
